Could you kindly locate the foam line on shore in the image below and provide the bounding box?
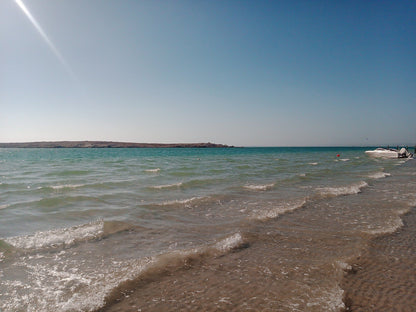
[252,199,307,221]
[3,220,134,251]
[317,181,368,197]
[97,232,248,311]
[243,183,275,191]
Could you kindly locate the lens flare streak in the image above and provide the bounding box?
[15,0,76,79]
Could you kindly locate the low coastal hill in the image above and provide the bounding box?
[0,141,233,148]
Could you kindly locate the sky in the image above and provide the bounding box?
[1,0,415,146]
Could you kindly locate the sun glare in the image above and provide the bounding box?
[15,0,76,79]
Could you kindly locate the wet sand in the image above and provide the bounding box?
[94,159,416,312]
[97,207,416,312]
[342,207,416,311]
[96,206,357,312]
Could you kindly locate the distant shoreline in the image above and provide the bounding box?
[0,141,233,148]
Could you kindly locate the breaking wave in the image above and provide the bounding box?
[0,204,10,210]
[144,168,160,173]
[253,200,307,221]
[4,220,134,250]
[317,181,368,197]
[150,182,183,189]
[363,217,404,235]
[50,184,86,190]
[157,196,209,207]
[98,232,248,311]
[213,232,245,252]
[243,183,275,191]
[368,171,391,179]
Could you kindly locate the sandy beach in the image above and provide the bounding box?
[98,210,416,312]
[342,207,416,311]
[98,208,416,312]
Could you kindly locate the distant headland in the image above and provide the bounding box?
[0,141,233,148]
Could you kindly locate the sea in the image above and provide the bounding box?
[0,147,415,311]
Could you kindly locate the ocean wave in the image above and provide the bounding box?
[3,239,212,312]
[0,252,153,312]
[0,239,14,256]
[138,232,247,279]
[213,233,246,252]
[158,196,208,207]
[150,182,183,189]
[4,221,104,250]
[335,158,350,162]
[317,181,368,197]
[97,232,248,311]
[368,171,391,179]
[243,183,275,191]
[363,217,404,235]
[50,184,86,190]
[0,204,10,210]
[144,168,160,173]
[253,200,307,221]
[3,220,134,250]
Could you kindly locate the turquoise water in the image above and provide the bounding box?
[0,147,378,235]
[0,147,414,311]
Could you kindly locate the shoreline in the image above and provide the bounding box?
[1,149,414,311]
[341,206,416,311]
[0,141,233,148]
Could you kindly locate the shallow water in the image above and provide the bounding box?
[342,206,416,312]
[0,147,414,311]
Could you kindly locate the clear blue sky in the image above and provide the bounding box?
[1,0,415,146]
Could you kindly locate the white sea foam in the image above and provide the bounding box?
[364,217,404,235]
[368,171,391,179]
[244,183,275,191]
[4,220,104,250]
[309,162,318,166]
[396,206,412,215]
[151,182,183,189]
[254,200,306,220]
[335,260,352,273]
[1,233,246,312]
[335,158,350,162]
[159,196,205,206]
[317,181,368,197]
[0,253,153,312]
[51,184,85,190]
[213,233,244,252]
[145,168,160,173]
[0,204,10,210]
[308,285,346,311]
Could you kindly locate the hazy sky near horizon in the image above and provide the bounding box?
[1,0,415,146]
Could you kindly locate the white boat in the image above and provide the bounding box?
[365,147,412,159]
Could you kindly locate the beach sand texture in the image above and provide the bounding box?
[342,208,416,312]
